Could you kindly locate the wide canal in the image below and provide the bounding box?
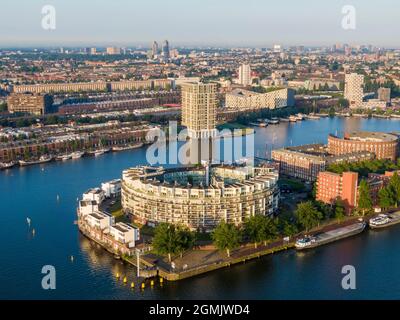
[1,117,400,299]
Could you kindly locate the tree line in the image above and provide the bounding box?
[151,200,346,263]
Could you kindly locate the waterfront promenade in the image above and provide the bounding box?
[138,213,377,281]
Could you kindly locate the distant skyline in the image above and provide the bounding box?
[1,0,399,48]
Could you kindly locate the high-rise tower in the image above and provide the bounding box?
[162,40,170,59]
[152,41,159,57]
[344,73,364,108]
[238,63,252,86]
[181,82,218,163]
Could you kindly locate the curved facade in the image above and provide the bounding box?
[328,132,398,161]
[121,164,279,231]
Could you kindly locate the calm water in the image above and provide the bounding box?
[1,117,400,300]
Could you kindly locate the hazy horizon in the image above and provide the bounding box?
[1,0,399,48]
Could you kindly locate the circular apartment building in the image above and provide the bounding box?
[328,131,399,161]
[121,164,279,232]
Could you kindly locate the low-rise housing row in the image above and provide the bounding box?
[225,88,295,110]
[77,179,140,256]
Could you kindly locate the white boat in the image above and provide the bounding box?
[0,161,16,170]
[369,212,400,229]
[56,154,72,161]
[306,114,321,120]
[288,115,297,122]
[94,150,105,157]
[19,155,53,166]
[71,151,85,159]
[369,214,390,227]
[295,236,317,249]
[94,148,110,157]
[269,118,280,124]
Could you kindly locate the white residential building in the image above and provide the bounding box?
[360,99,387,109]
[225,88,295,110]
[101,179,121,198]
[238,64,252,86]
[86,211,113,230]
[109,222,140,247]
[168,77,201,88]
[83,188,105,204]
[78,200,98,217]
[344,73,364,108]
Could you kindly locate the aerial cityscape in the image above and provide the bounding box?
[3,1,400,307]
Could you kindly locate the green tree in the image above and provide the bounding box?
[263,216,279,245]
[176,227,195,258]
[334,199,346,222]
[152,223,181,263]
[388,172,400,207]
[281,220,298,237]
[244,215,278,248]
[337,97,349,108]
[358,180,373,216]
[244,215,265,249]
[212,222,241,257]
[378,186,396,210]
[295,201,323,231]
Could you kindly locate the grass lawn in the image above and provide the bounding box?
[109,201,128,223]
[218,123,254,137]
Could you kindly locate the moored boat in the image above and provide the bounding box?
[112,143,144,152]
[269,118,279,124]
[295,221,366,250]
[71,151,85,159]
[87,148,111,156]
[19,155,53,166]
[305,114,321,120]
[369,212,400,229]
[56,154,72,161]
[0,161,16,170]
[94,148,110,157]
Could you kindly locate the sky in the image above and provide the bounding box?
[1,0,399,48]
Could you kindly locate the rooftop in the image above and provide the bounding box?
[331,131,399,142]
[123,163,278,190]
